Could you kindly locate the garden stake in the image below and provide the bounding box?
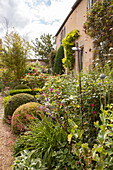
[72,42,84,142]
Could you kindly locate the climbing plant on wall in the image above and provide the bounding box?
[62,29,80,71]
[84,0,113,62]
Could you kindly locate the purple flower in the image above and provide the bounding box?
[50,88,53,92]
[93,111,96,114]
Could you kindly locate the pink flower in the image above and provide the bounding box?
[91,104,94,107]
[50,88,53,92]
[15,114,19,118]
[93,111,96,114]
[6,119,11,124]
[8,115,12,119]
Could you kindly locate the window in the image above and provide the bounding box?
[60,27,66,45]
[87,0,97,10]
[63,27,66,38]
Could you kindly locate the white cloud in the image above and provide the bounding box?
[0,0,76,41]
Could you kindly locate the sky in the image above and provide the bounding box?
[0,0,76,42]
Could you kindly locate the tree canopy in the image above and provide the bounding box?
[33,33,56,64]
[1,31,31,80]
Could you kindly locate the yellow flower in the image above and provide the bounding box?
[77,105,80,108]
[75,124,78,128]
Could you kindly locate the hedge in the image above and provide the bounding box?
[9,88,42,96]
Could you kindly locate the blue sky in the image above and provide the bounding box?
[0,0,76,41]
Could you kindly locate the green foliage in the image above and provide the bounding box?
[0,80,4,92]
[66,104,113,170]
[23,73,46,89]
[4,95,12,107]
[33,33,56,64]
[12,63,113,169]
[0,31,31,80]
[92,104,113,169]
[11,102,41,134]
[0,68,16,88]
[39,64,113,147]
[12,117,79,169]
[12,150,42,170]
[9,88,42,96]
[84,0,113,61]
[62,29,80,70]
[53,45,65,75]
[22,73,47,97]
[4,93,35,124]
[48,50,56,71]
[14,84,30,90]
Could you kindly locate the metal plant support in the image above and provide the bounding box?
[72,42,83,133]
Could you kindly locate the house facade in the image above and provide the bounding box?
[55,0,97,74]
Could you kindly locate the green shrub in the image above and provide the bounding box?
[53,45,65,74]
[4,93,35,124]
[14,84,30,90]
[11,150,42,170]
[12,117,79,169]
[0,80,5,92]
[11,102,41,134]
[9,88,42,96]
[4,95,12,107]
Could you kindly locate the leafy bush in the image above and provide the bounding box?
[23,73,46,89]
[4,93,35,124]
[53,45,65,74]
[12,63,113,169]
[12,117,80,169]
[11,102,41,134]
[38,67,113,147]
[0,80,5,91]
[4,95,12,107]
[14,84,30,90]
[70,104,113,169]
[84,0,113,61]
[12,150,42,170]
[49,50,56,71]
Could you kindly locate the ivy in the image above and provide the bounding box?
[84,0,113,62]
[62,29,80,71]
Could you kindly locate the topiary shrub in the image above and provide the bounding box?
[53,45,65,75]
[14,84,30,90]
[11,102,42,134]
[4,95,12,107]
[4,93,35,124]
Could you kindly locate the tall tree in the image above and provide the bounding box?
[53,45,65,75]
[1,31,31,80]
[33,33,56,64]
[84,0,113,63]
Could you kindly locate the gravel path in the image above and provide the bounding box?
[0,93,16,170]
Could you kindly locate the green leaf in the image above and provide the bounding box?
[68,134,73,144]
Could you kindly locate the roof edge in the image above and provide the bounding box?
[55,0,82,36]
